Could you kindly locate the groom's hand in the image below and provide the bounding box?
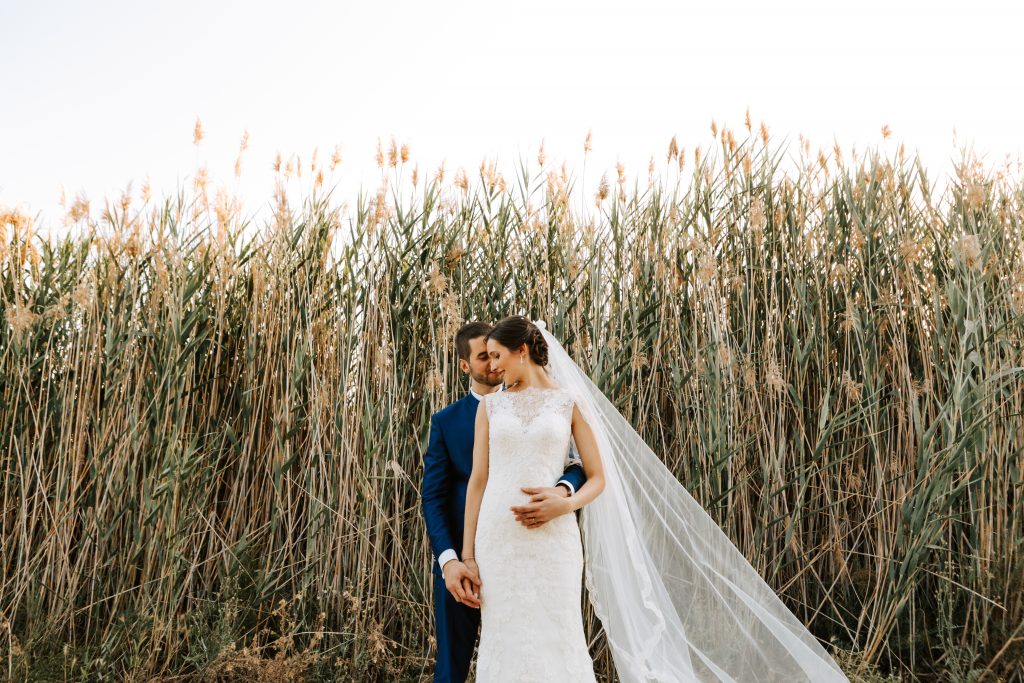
[444,560,482,608]
[511,486,573,528]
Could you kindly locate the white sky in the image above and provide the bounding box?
[3,0,1023,238]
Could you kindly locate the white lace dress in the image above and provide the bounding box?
[474,385,597,682]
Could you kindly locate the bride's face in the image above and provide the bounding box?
[486,338,525,383]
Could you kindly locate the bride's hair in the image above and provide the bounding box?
[488,315,549,367]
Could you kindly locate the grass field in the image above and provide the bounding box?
[1,122,1022,681]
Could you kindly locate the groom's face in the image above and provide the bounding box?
[461,335,503,386]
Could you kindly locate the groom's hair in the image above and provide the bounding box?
[455,321,494,360]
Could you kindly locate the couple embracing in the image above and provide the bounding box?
[420,315,849,682]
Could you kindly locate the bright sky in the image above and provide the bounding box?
[3,0,1023,239]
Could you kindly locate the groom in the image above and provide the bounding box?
[421,320,588,683]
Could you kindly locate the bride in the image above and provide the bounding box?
[461,315,849,682]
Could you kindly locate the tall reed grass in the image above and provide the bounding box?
[1,120,1022,681]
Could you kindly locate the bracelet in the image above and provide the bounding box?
[462,556,475,560]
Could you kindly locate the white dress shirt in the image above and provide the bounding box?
[438,384,578,579]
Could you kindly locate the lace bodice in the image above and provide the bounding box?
[489,385,575,422]
[486,384,575,430]
[483,386,578,488]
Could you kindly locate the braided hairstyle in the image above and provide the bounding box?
[487,315,549,367]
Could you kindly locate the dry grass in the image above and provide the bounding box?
[1,118,1022,681]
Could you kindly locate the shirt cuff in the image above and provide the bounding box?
[556,479,576,496]
[438,548,459,579]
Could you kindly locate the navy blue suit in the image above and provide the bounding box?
[421,389,587,683]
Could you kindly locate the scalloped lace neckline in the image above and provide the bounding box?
[504,385,561,396]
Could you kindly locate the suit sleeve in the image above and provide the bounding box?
[421,413,455,561]
[556,433,587,494]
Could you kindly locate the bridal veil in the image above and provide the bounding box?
[535,319,849,683]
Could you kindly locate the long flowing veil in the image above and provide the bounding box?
[535,319,849,683]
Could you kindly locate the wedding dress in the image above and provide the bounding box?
[474,384,597,682]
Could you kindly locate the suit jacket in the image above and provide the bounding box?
[421,390,588,578]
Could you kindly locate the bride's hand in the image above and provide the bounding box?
[511,486,574,528]
[462,559,482,607]
[444,560,482,608]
